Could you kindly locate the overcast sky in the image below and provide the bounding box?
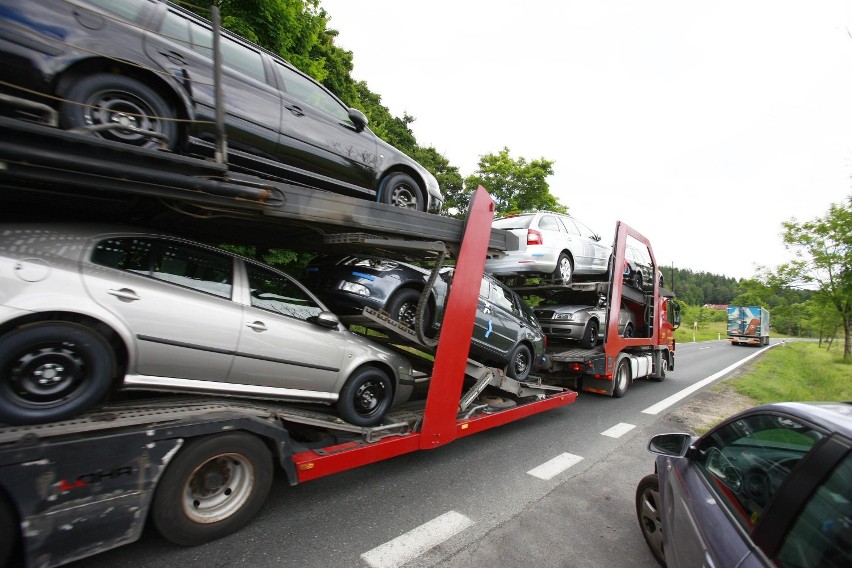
[320,0,852,281]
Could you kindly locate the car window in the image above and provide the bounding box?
[572,218,598,240]
[538,215,562,232]
[492,215,533,230]
[479,278,491,299]
[92,237,233,299]
[776,452,852,568]
[490,280,520,316]
[86,0,148,22]
[558,216,581,236]
[245,263,323,320]
[695,413,824,531]
[273,62,351,123]
[160,11,266,82]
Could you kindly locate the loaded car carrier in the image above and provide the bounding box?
[0,115,580,568]
[502,225,681,398]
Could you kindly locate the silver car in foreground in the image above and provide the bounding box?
[0,225,414,426]
[485,212,611,283]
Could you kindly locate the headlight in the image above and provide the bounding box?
[340,281,370,297]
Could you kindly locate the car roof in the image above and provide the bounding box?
[748,402,852,438]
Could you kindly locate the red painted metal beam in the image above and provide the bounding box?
[419,187,495,449]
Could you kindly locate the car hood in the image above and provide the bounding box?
[534,304,599,316]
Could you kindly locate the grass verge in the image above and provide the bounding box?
[731,341,851,403]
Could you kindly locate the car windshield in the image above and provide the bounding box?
[493,215,533,230]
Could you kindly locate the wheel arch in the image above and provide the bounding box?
[388,283,437,314]
[0,311,129,385]
[53,58,192,142]
[377,164,427,197]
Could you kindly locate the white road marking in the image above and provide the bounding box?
[361,511,474,568]
[601,422,636,438]
[527,452,584,480]
[642,345,774,415]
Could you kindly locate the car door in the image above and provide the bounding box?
[664,412,825,568]
[272,60,378,188]
[144,6,282,160]
[472,278,519,361]
[81,236,241,380]
[228,261,346,394]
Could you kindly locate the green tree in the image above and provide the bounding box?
[451,148,564,218]
[777,196,852,359]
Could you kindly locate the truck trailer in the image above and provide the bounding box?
[728,305,770,346]
[500,226,681,398]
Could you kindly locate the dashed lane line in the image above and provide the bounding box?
[361,510,474,568]
[527,452,585,480]
[601,422,636,438]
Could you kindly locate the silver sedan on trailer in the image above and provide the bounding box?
[0,224,414,426]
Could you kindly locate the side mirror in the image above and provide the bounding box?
[312,311,342,329]
[348,108,368,132]
[648,433,692,457]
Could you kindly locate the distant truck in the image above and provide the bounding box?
[728,306,770,346]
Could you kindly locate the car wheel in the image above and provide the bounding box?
[60,74,178,150]
[633,272,644,290]
[551,253,573,284]
[379,172,424,211]
[151,432,273,546]
[636,474,666,567]
[0,323,115,425]
[506,343,533,381]
[613,356,630,398]
[336,367,393,426]
[386,288,431,332]
[623,323,635,338]
[579,320,598,349]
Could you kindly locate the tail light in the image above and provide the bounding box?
[527,229,543,245]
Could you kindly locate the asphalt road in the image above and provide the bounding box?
[64,339,777,568]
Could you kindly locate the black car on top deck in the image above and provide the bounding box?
[0,0,442,213]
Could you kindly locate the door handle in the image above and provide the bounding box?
[285,104,304,116]
[159,50,186,65]
[107,288,140,301]
[246,321,268,332]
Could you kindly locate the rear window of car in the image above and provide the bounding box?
[493,215,533,230]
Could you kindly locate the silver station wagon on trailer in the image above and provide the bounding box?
[485,211,611,284]
[0,225,415,426]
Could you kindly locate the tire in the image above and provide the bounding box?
[336,367,393,426]
[386,288,431,332]
[623,323,635,338]
[506,343,533,381]
[579,320,599,349]
[379,172,425,211]
[650,354,667,383]
[636,474,666,567]
[0,491,18,568]
[612,356,630,398]
[633,272,644,290]
[0,323,115,425]
[151,432,273,547]
[551,253,573,284]
[60,74,178,150]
